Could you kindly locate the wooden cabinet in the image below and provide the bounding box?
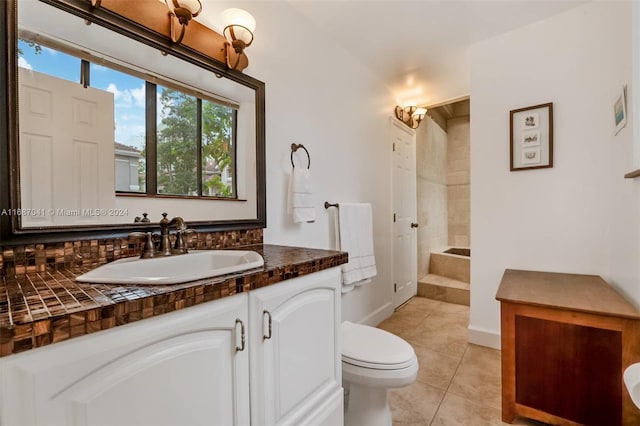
[0,293,250,426]
[497,269,640,426]
[249,267,343,426]
[0,268,343,426]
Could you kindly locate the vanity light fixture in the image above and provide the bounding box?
[165,0,202,44]
[394,106,427,129]
[221,8,256,70]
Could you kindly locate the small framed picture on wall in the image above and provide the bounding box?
[613,86,627,135]
[510,103,553,171]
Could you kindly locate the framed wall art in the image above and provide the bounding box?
[510,102,553,171]
[614,86,627,135]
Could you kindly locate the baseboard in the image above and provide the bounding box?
[467,324,501,350]
[359,302,394,327]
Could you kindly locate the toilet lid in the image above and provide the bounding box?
[341,321,417,370]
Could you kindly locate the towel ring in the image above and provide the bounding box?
[291,143,311,169]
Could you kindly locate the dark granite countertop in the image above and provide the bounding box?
[0,244,347,357]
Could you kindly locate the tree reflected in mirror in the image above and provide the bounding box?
[157,87,235,197]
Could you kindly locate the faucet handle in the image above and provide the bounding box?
[173,228,196,255]
[133,213,150,223]
[128,232,158,258]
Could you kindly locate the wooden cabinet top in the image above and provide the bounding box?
[496,269,640,320]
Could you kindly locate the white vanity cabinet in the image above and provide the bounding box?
[0,267,343,426]
[0,293,251,426]
[249,267,343,426]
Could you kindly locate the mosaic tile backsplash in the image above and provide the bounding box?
[0,229,264,277]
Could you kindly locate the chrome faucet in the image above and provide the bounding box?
[128,213,195,259]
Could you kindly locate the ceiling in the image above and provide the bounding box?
[195,0,588,107]
[286,0,588,106]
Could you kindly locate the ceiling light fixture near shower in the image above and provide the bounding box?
[395,106,427,129]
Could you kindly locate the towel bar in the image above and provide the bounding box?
[324,202,339,209]
[291,143,311,169]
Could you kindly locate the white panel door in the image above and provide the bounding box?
[1,294,250,426]
[249,268,343,426]
[392,119,418,308]
[18,68,115,226]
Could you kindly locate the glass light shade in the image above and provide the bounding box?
[413,107,427,117]
[221,8,256,44]
[166,0,201,15]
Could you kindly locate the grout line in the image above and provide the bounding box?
[429,324,469,425]
[386,298,472,425]
[394,295,417,311]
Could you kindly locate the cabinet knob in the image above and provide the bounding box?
[411,223,419,228]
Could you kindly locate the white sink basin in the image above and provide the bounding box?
[624,363,640,409]
[76,250,264,285]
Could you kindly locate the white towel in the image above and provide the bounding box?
[336,203,377,292]
[288,168,315,223]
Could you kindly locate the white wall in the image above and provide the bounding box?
[241,2,396,324]
[469,1,640,348]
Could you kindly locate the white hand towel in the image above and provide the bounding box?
[288,168,315,223]
[336,203,377,291]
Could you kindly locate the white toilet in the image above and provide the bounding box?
[341,321,419,426]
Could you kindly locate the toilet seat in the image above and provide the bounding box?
[342,356,415,370]
[341,321,417,370]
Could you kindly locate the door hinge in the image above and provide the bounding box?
[393,142,395,152]
[394,283,397,292]
[393,213,396,223]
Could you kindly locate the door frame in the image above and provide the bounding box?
[390,117,418,309]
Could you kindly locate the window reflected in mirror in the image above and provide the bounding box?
[201,99,236,198]
[157,86,198,196]
[90,63,146,193]
[156,87,237,197]
[17,35,237,202]
[18,38,80,83]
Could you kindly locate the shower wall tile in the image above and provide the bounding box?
[417,117,449,279]
[447,117,470,247]
[417,116,448,184]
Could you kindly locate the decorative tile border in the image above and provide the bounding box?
[0,229,263,277]
[0,244,348,357]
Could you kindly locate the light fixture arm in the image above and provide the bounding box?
[166,0,202,44]
[223,24,254,70]
[169,11,188,44]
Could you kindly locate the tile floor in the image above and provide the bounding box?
[378,297,546,426]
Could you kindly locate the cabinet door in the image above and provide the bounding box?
[249,267,343,425]
[1,293,250,426]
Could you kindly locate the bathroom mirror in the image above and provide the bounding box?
[0,0,266,242]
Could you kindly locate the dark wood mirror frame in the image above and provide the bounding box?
[0,0,266,245]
